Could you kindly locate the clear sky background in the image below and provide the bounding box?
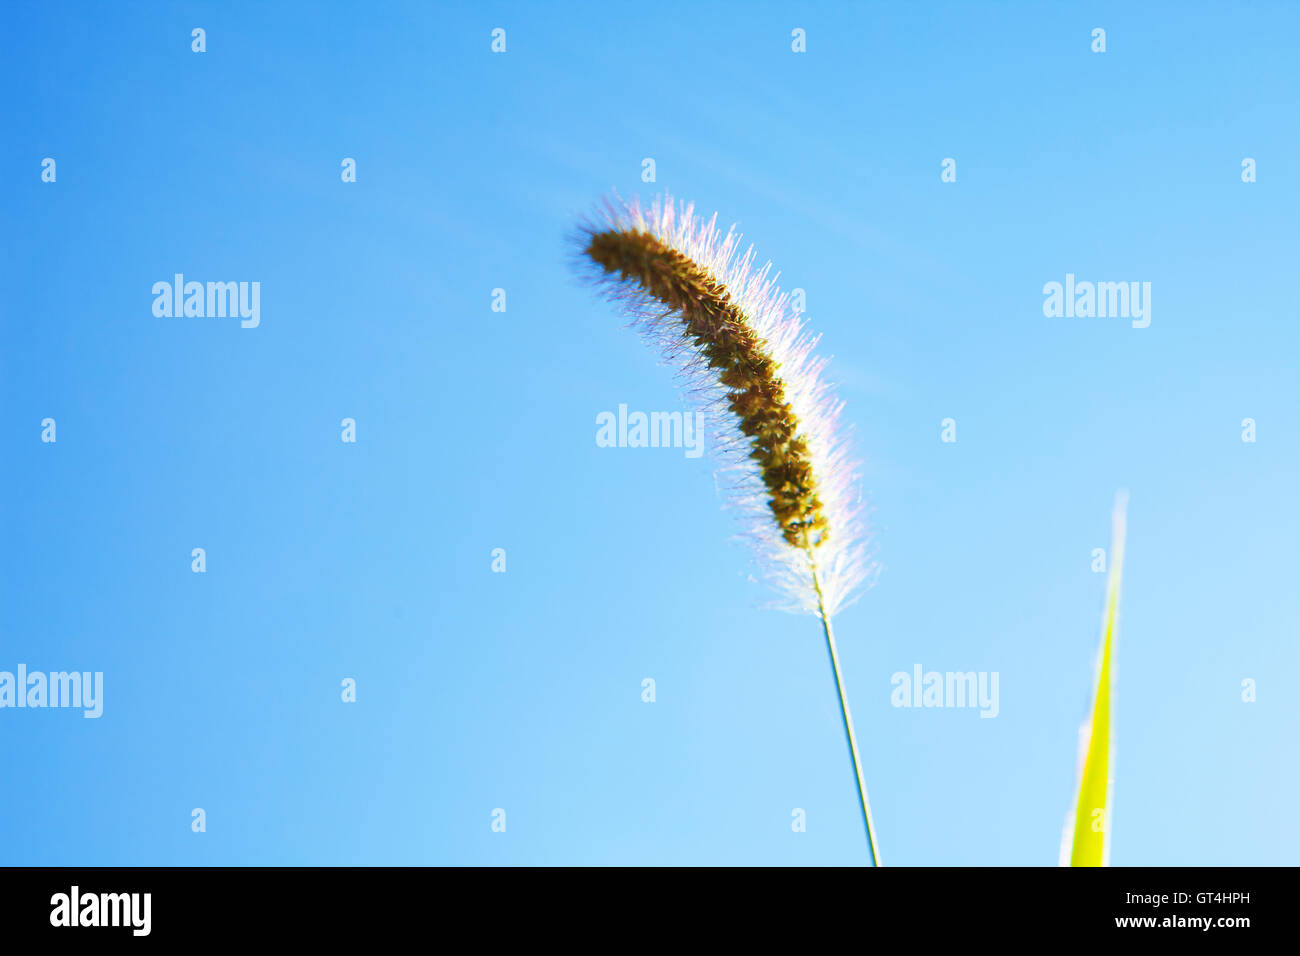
[2,1,1296,866]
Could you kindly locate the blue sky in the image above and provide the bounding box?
[1,1,1296,865]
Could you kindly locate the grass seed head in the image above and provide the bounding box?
[577,194,874,616]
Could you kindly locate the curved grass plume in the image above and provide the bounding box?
[577,194,880,864]
[1061,492,1128,866]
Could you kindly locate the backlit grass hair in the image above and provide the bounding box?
[577,193,873,618]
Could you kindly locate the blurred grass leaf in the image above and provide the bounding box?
[1061,492,1127,867]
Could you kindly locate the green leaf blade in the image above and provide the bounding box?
[1063,493,1127,867]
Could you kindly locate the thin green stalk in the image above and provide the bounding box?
[813,567,882,867]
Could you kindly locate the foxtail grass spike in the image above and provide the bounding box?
[576,193,880,864]
[1061,491,1128,867]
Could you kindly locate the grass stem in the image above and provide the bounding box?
[813,567,882,867]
